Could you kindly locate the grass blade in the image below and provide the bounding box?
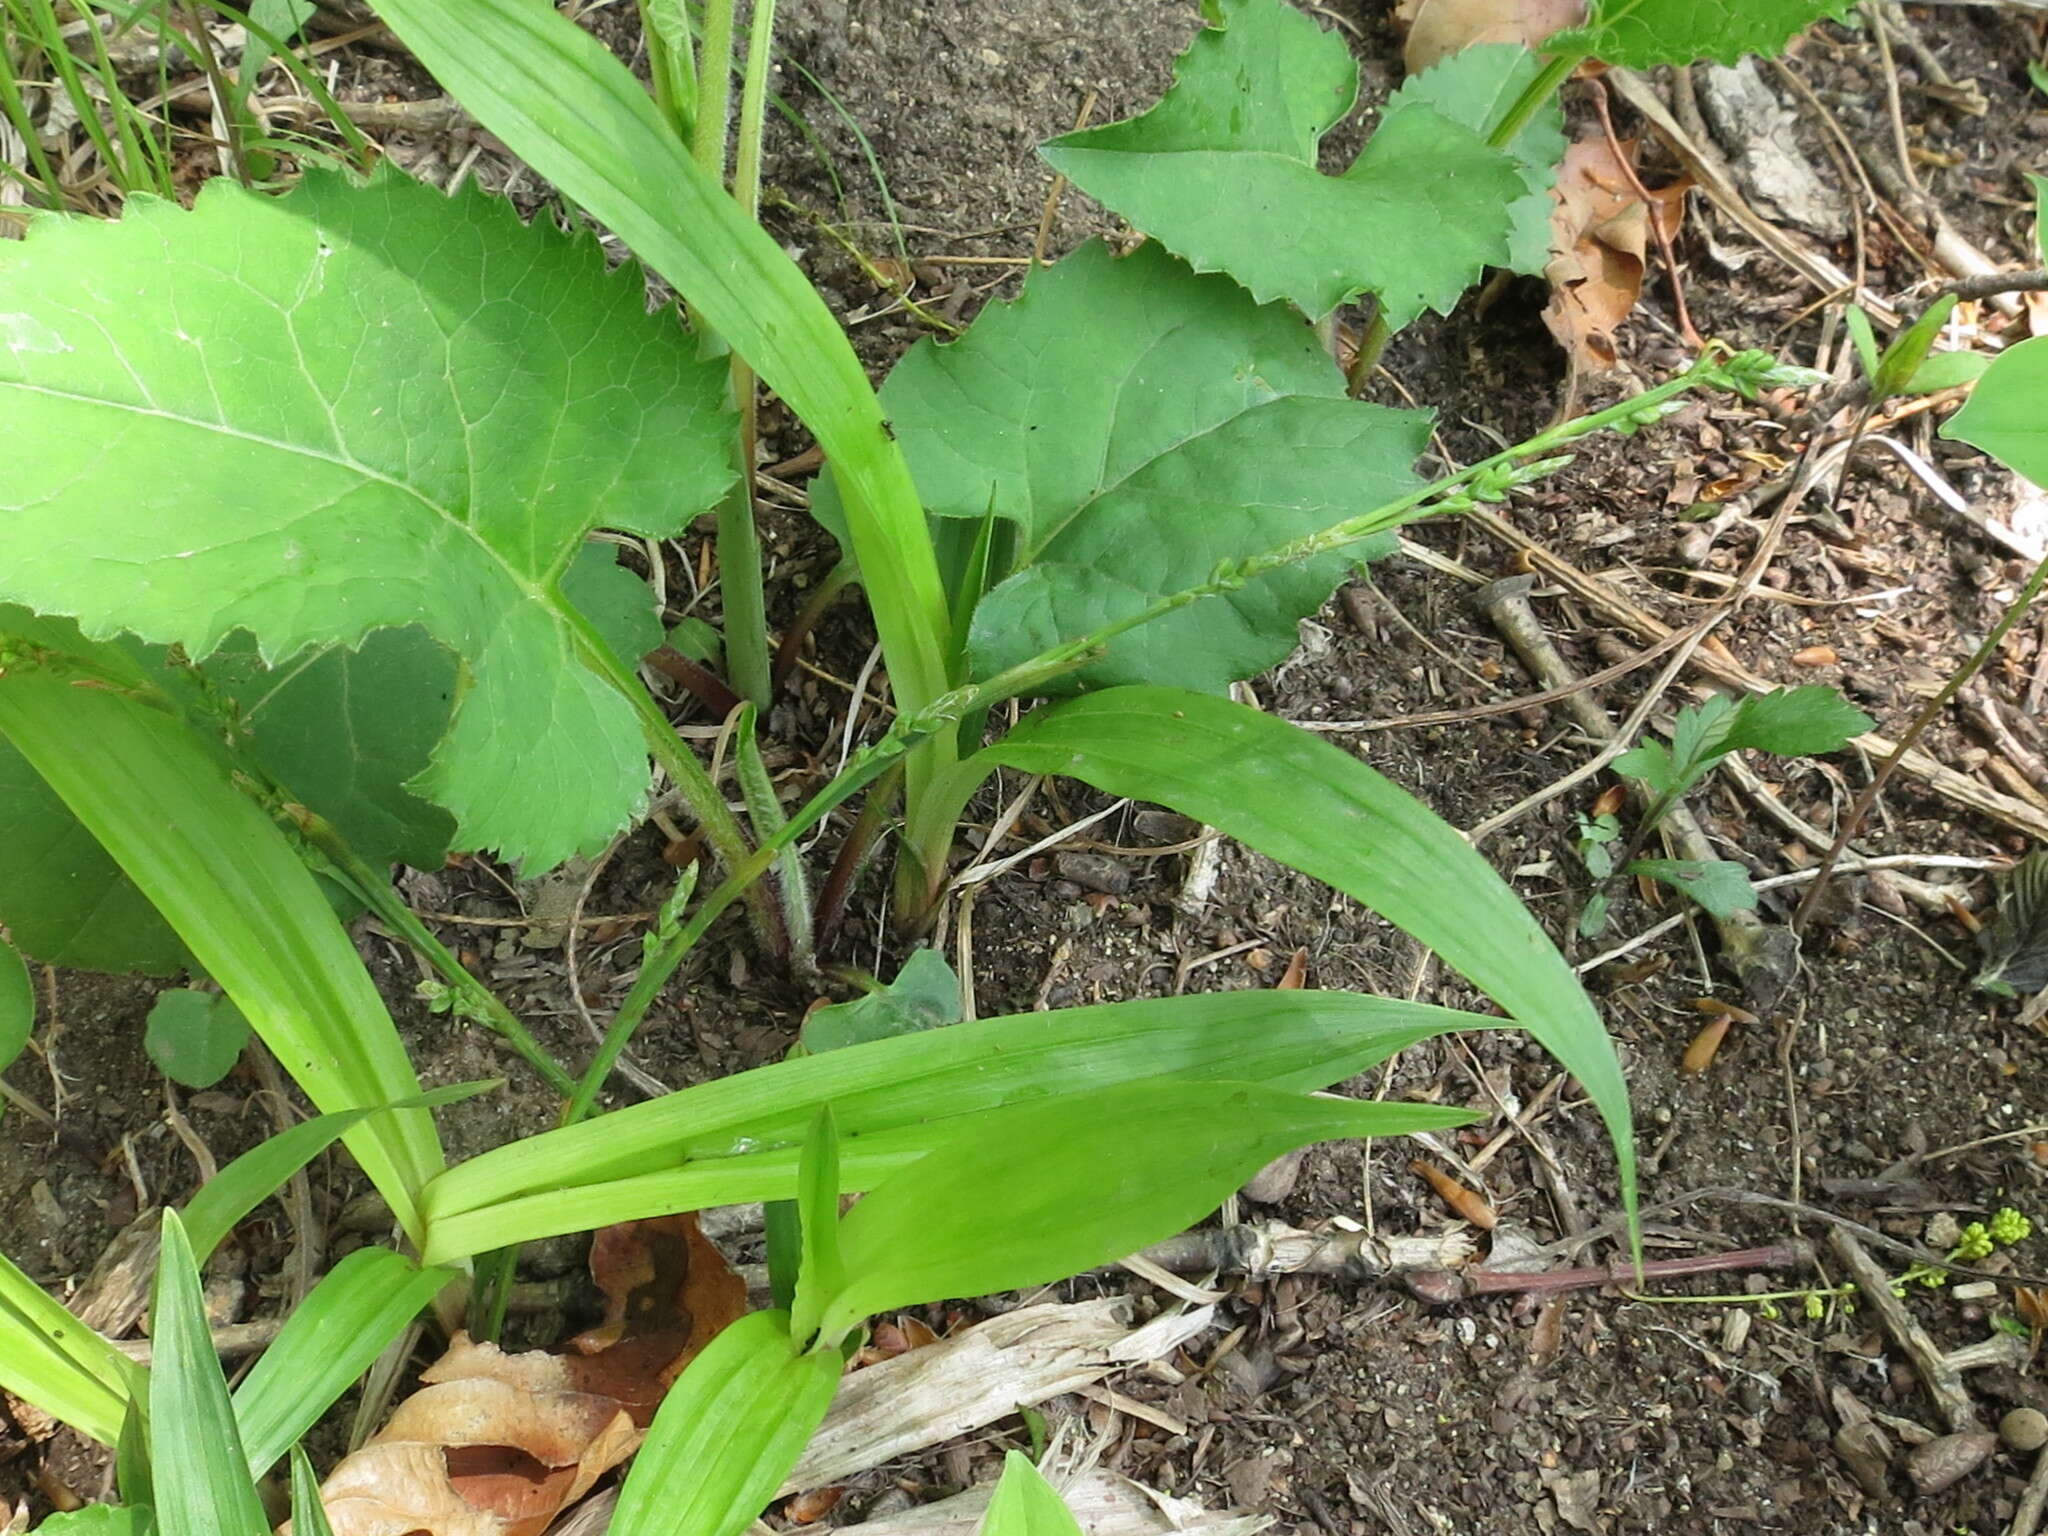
[986,1451,1085,1536]
[421,990,1476,1227]
[610,1310,841,1536]
[150,1210,269,1536]
[980,686,1638,1242]
[0,1249,143,1445]
[233,1248,456,1476]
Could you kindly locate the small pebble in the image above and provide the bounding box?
[2001,1408,2048,1452]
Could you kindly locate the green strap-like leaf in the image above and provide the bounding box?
[364,0,953,721]
[289,1445,338,1536]
[788,1106,845,1345]
[1544,0,1856,68]
[148,1211,270,1536]
[1039,0,1526,322]
[610,1310,842,1536]
[420,989,1480,1232]
[0,168,733,870]
[979,686,1637,1233]
[881,241,1426,692]
[183,1081,496,1265]
[232,1248,456,1476]
[812,1081,1467,1341]
[0,662,442,1239]
[985,1451,1086,1536]
[0,1247,144,1446]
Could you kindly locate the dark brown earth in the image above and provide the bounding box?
[5,2,2048,1533]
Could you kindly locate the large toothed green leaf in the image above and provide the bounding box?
[1545,0,1856,68]
[1039,0,1525,323]
[882,241,1428,693]
[0,166,734,871]
[1390,45,1565,277]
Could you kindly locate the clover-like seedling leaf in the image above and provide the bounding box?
[1039,0,1527,323]
[0,167,735,871]
[802,948,962,1054]
[145,988,252,1088]
[1545,0,1856,69]
[1628,858,1759,919]
[884,241,1430,693]
[1389,44,1566,277]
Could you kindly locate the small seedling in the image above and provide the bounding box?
[1580,686,1874,936]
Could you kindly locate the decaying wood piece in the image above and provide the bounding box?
[782,1298,1213,1496]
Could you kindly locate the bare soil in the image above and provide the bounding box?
[6,3,2048,1533]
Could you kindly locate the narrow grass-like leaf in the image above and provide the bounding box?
[184,1082,497,1265]
[421,990,1477,1231]
[0,168,733,869]
[289,1445,337,1536]
[986,1451,1086,1536]
[0,664,442,1239]
[979,687,1637,1235]
[788,1107,844,1345]
[0,935,30,1071]
[610,1310,842,1536]
[0,1249,144,1446]
[149,1211,269,1536]
[813,1082,1465,1339]
[233,1248,456,1476]
[365,0,952,720]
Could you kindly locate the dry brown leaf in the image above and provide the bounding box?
[1542,137,1689,374]
[1395,0,1584,75]
[305,1214,748,1536]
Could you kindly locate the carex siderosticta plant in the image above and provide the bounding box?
[14,0,2042,1529]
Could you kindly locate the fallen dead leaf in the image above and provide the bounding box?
[1543,137,1689,375]
[1275,947,1309,989]
[1681,1014,1733,1074]
[305,1214,748,1536]
[1393,0,1584,74]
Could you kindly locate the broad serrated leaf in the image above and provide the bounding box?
[143,989,251,1089]
[1943,337,2048,485]
[1389,45,1565,275]
[0,166,734,871]
[1040,0,1527,322]
[802,948,961,1054]
[883,241,1428,692]
[1610,738,1677,796]
[1545,0,1855,68]
[202,627,458,870]
[1718,686,1873,757]
[1628,858,1758,918]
